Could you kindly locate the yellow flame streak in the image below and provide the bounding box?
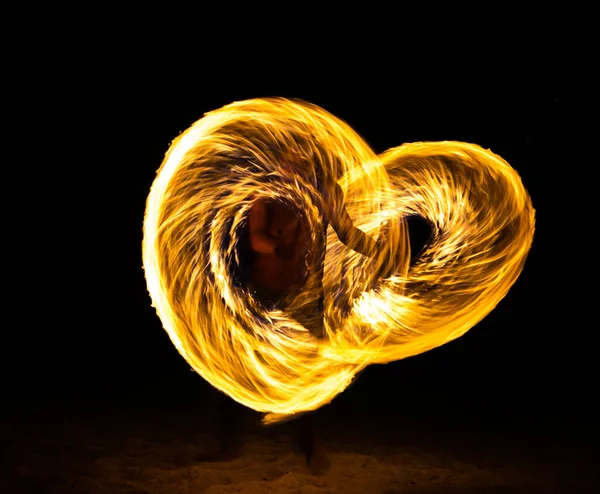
[142,98,535,424]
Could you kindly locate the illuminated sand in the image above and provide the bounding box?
[3,401,595,494]
[143,98,535,422]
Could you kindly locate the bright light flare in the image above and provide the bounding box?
[143,98,535,423]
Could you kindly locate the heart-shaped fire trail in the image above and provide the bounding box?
[143,98,535,424]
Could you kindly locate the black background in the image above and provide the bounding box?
[9,69,590,440]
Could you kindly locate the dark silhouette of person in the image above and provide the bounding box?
[246,172,391,338]
[206,152,397,475]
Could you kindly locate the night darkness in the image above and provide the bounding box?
[4,71,596,493]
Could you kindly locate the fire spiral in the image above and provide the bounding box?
[143,98,535,423]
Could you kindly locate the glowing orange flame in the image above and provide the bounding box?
[142,98,535,424]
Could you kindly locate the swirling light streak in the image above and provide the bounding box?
[143,98,535,424]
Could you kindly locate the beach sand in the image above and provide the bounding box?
[2,395,597,494]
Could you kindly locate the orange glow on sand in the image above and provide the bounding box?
[143,98,535,424]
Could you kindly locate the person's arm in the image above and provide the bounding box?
[249,198,277,254]
[325,183,379,258]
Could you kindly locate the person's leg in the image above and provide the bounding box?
[294,412,331,474]
[198,390,248,461]
[215,392,245,456]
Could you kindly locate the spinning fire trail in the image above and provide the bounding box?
[142,98,535,424]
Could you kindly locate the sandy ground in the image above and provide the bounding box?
[2,400,598,494]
